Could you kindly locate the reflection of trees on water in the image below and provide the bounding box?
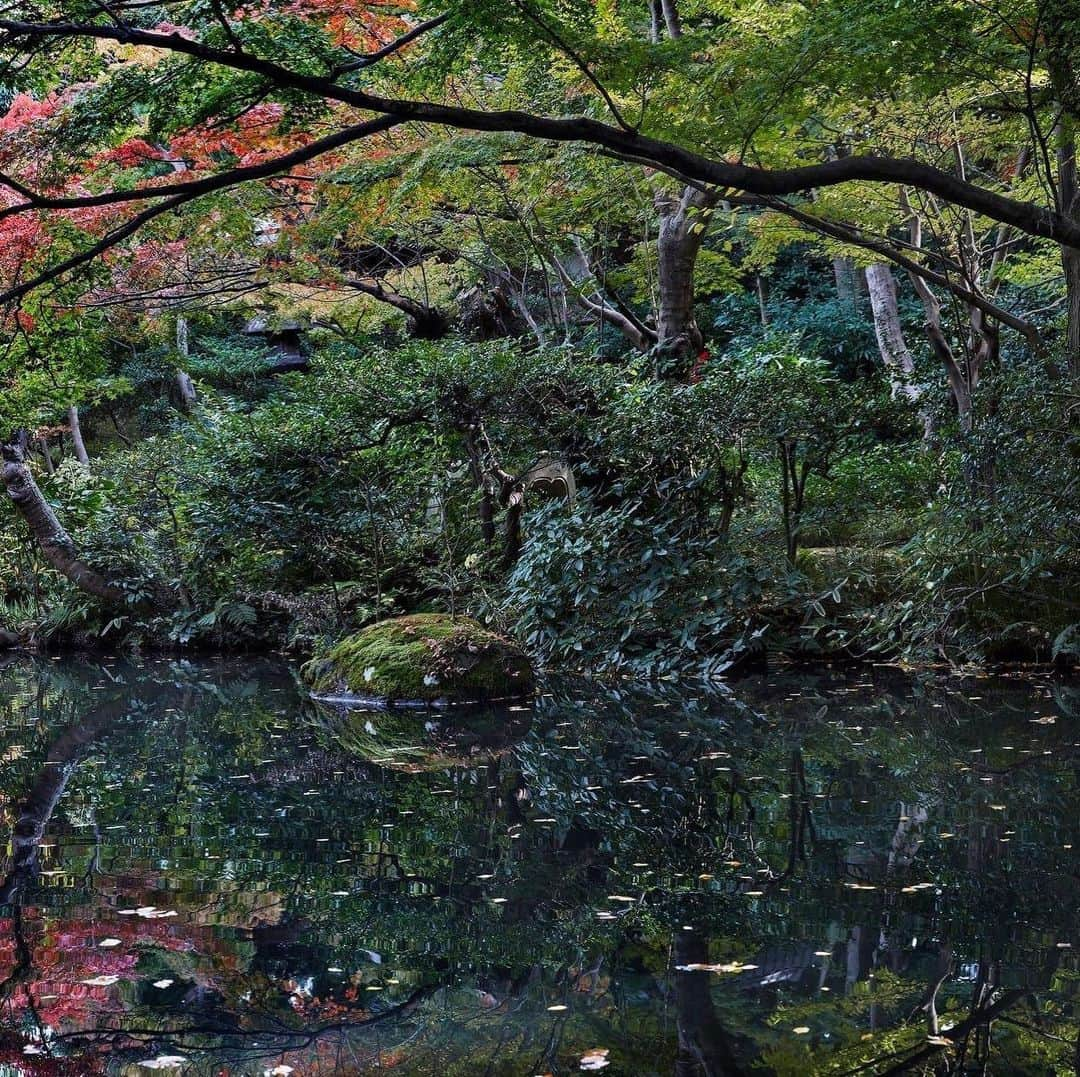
[0,661,1076,1072]
[0,660,451,1073]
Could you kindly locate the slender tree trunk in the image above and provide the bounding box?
[503,487,524,569]
[647,0,663,42]
[779,440,798,563]
[659,0,683,38]
[175,316,198,411]
[865,263,921,401]
[36,439,54,476]
[1056,130,1080,377]
[833,256,857,305]
[67,405,90,467]
[755,274,769,326]
[2,439,126,604]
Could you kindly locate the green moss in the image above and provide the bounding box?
[302,614,535,703]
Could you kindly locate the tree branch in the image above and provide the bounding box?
[736,194,1041,347]
[0,117,400,307]
[332,12,449,75]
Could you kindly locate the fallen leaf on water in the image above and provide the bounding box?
[676,962,758,974]
[580,1046,610,1071]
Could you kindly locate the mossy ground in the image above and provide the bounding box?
[303,613,535,702]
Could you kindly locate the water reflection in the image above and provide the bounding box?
[0,657,1075,1073]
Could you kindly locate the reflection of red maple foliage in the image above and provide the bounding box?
[0,914,193,1029]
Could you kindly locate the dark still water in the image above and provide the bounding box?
[0,656,1076,1075]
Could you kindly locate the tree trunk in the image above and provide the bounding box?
[1057,131,1080,377]
[175,316,198,411]
[864,263,922,404]
[2,440,126,604]
[647,0,663,42]
[659,0,683,38]
[37,438,54,476]
[67,405,90,467]
[655,185,717,359]
[346,279,449,339]
[755,274,769,326]
[833,256,857,305]
[176,371,198,411]
[674,933,747,1076]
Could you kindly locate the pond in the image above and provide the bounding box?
[0,655,1076,1075]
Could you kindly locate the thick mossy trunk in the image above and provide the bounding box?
[2,440,126,605]
[655,186,717,361]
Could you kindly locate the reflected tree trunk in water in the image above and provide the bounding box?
[674,933,747,1076]
[0,700,124,904]
[877,947,1063,1075]
[922,943,953,1037]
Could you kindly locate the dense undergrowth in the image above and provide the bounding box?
[1,294,1076,676]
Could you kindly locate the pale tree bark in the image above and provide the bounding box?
[67,405,90,467]
[833,256,855,303]
[176,370,198,411]
[659,0,683,38]
[647,0,662,43]
[2,439,126,604]
[175,315,198,411]
[36,439,54,475]
[864,263,922,405]
[755,274,769,326]
[552,242,657,351]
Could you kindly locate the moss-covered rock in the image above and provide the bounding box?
[302,614,535,704]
